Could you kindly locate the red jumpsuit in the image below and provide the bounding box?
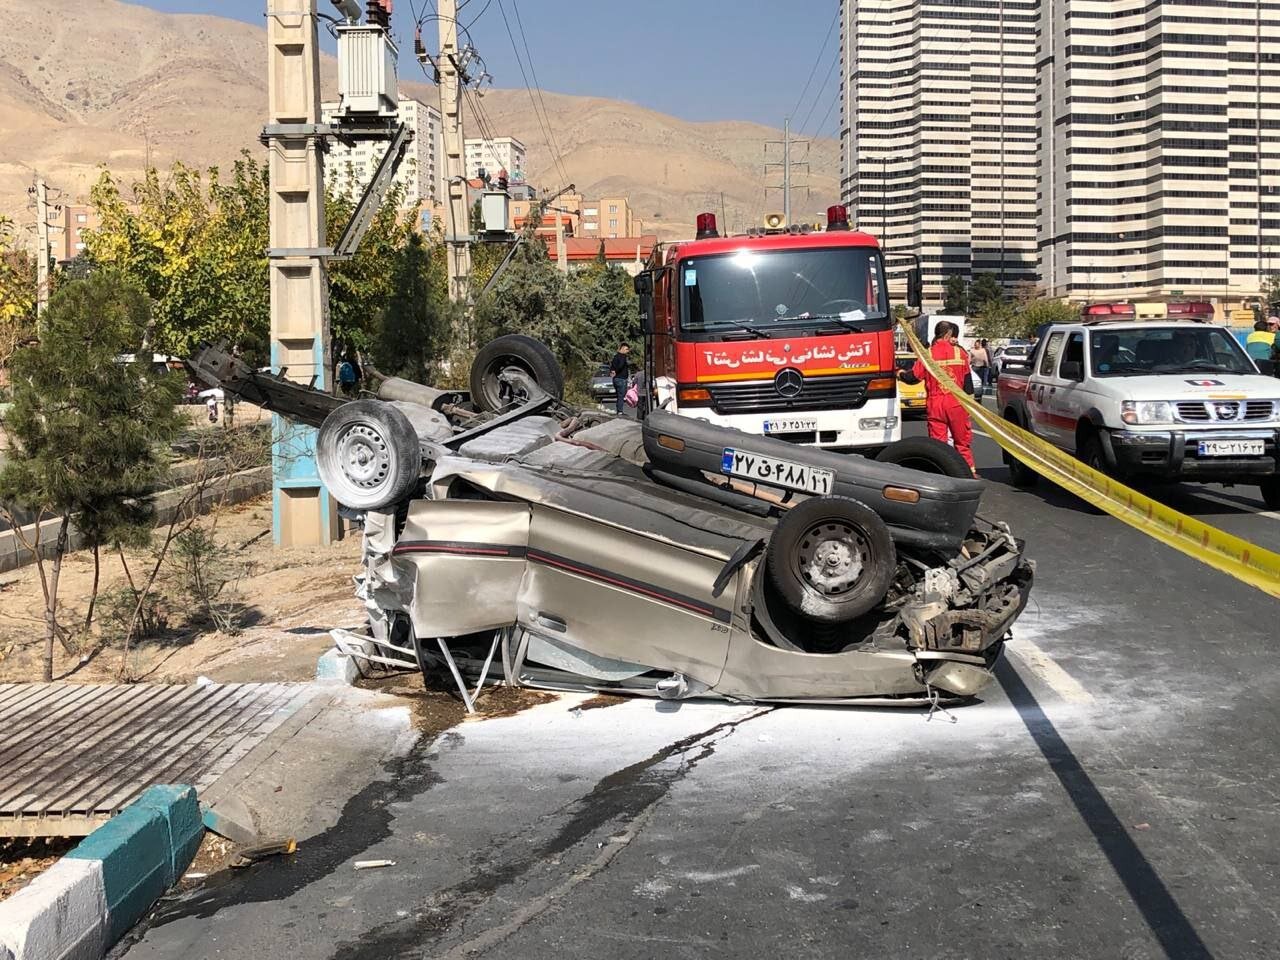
[911,341,975,472]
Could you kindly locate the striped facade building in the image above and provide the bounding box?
[1039,1,1280,301]
[839,0,1040,305]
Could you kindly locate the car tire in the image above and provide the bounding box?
[1003,413,1039,487]
[765,496,896,625]
[1078,431,1107,475]
[469,334,565,413]
[1261,477,1280,510]
[875,436,972,479]
[316,399,422,511]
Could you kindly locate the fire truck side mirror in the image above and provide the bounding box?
[634,272,657,335]
[907,267,923,310]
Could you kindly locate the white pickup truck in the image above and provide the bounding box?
[996,319,1280,507]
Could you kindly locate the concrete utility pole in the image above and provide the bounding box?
[437,0,472,304]
[264,0,336,546]
[33,178,50,321]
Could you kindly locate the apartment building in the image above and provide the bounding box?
[839,0,1039,304]
[321,96,443,208]
[56,204,99,263]
[464,136,526,182]
[1039,1,1280,301]
[579,196,634,238]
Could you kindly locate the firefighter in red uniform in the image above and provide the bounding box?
[898,321,976,475]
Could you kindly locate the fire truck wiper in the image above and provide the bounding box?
[713,320,772,339]
[773,312,866,333]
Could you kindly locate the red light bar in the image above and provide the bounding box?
[1082,303,1135,317]
[695,212,719,240]
[1168,301,1212,316]
[826,204,851,231]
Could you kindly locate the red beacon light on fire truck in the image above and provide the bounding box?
[695,212,719,240]
[1081,302,1136,318]
[826,204,851,231]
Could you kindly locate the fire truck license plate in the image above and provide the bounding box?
[1197,439,1264,457]
[764,418,817,434]
[721,448,835,495]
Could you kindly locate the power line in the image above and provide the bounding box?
[788,6,840,126]
[796,51,839,138]
[509,0,570,189]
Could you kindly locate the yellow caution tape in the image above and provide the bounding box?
[899,319,1280,599]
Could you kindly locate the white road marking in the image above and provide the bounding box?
[1004,637,1094,704]
[1182,489,1280,520]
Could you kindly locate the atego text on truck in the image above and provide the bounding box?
[633,207,921,451]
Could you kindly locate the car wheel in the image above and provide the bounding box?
[765,496,896,625]
[875,436,972,478]
[1003,413,1038,487]
[1261,477,1280,510]
[316,399,422,510]
[469,334,565,413]
[1078,431,1107,475]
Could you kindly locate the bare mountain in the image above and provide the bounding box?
[0,0,837,240]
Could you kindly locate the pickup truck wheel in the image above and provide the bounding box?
[1261,477,1280,510]
[1003,414,1038,487]
[766,496,896,624]
[1078,432,1107,475]
[874,436,971,478]
[317,400,422,511]
[469,335,565,413]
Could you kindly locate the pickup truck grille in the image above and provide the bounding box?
[709,374,870,415]
[1175,400,1275,423]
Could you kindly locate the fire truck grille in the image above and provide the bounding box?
[709,374,870,415]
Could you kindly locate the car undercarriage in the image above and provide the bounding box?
[190,335,1034,708]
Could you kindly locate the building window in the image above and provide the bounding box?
[609,205,618,214]
[584,208,598,216]
[609,219,618,230]
[76,213,87,223]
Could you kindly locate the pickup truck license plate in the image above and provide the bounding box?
[764,418,817,434]
[721,448,835,494]
[1197,439,1264,457]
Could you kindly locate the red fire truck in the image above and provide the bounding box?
[633,206,921,451]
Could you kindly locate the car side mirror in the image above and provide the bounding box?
[1060,360,1083,381]
[633,272,653,297]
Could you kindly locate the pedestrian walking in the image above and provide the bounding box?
[898,321,976,476]
[971,339,991,388]
[337,357,358,397]
[1246,318,1277,376]
[609,342,631,415]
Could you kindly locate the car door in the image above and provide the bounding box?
[1026,331,1069,444]
[1051,331,1088,452]
[517,503,733,687]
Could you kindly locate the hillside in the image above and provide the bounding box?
[0,0,837,241]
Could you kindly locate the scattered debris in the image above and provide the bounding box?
[354,859,395,870]
[230,837,297,868]
[0,837,75,902]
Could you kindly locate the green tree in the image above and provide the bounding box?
[1262,273,1280,315]
[942,274,969,315]
[0,274,183,679]
[572,260,639,368]
[85,155,271,362]
[1020,297,1079,336]
[0,216,37,369]
[372,228,456,381]
[969,273,1005,313]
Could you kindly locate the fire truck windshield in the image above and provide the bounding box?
[679,247,889,342]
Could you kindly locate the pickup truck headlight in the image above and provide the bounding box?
[1120,400,1174,425]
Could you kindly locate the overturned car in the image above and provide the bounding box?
[192,335,1033,706]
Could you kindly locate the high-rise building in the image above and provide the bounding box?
[464,137,527,182]
[840,0,1039,304]
[321,97,443,208]
[1039,1,1280,302]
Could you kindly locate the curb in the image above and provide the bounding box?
[0,785,203,960]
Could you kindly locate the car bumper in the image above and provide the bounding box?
[1107,428,1280,479]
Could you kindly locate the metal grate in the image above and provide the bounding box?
[709,374,871,415]
[0,682,317,837]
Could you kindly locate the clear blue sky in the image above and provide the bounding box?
[129,0,842,133]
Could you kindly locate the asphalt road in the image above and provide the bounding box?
[119,415,1280,960]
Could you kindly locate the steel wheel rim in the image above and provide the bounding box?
[483,354,533,407]
[795,520,869,596]
[337,422,392,495]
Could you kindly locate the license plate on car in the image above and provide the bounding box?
[721,448,835,494]
[1197,440,1265,457]
[763,418,817,434]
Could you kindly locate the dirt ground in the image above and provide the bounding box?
[0,494,365,684]
[0,837,76,902]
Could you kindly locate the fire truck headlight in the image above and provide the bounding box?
[859,416,898,431]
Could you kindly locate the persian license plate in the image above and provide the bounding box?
[764,418,817,434]
[721,448,835,494]
[1197,439,1264,457]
